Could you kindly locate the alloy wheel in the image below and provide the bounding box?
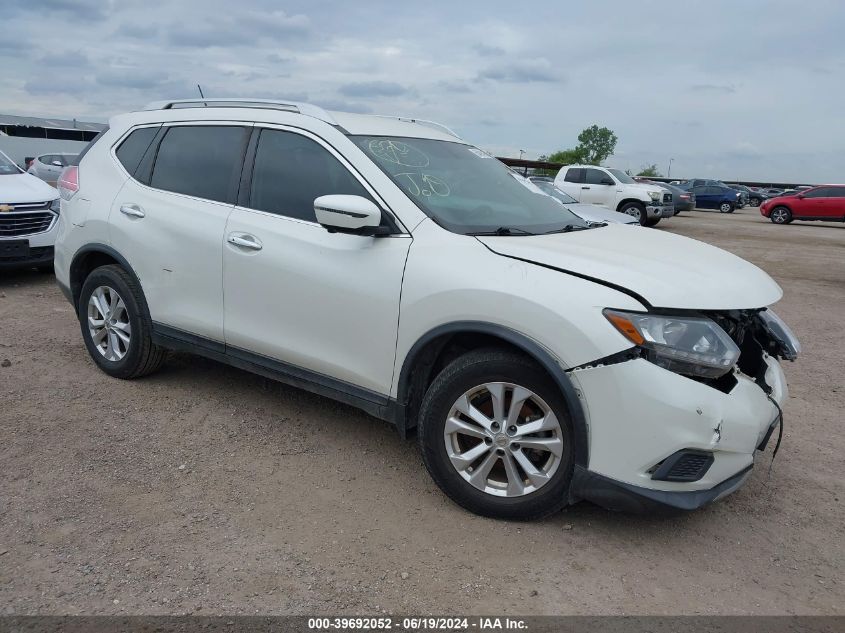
[443,382,564,497]
[772,208,789,223]
[720,203,732,213]
[87,285,132,361]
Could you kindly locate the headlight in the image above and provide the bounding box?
[50,198,61,214]
[604,309,740,378]
[759,309,800,361]
[648,191,661,202]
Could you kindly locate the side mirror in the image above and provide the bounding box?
[796,193,805,199]
[600,178,614,186]
[314,195,389,236]
[51,160,63,167]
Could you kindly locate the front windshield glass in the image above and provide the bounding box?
[531,179,579,204]
[607,168,635,184]
[352,136,589,235]
[0,152,22,175]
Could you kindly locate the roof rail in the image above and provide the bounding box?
[368,115,462,140]
[140,98,338,125]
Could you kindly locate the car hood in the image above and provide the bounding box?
[478,224,782,310]
[564,203,639,225]
[623,182,664,196]
[0,173,59,203]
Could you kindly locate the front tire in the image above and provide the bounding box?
[619,201,646,226]
[770,206,793,224]
[78,264,167,379]
[719,202,735,213]
[750,197,761,207]
[418,349,575,520]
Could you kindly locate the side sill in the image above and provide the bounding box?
[151,323,401,425]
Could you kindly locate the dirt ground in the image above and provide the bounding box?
[1,209,843,616]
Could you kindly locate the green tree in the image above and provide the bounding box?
[547,147,587,165]
[636,164,662,177]
[576,125,618,165]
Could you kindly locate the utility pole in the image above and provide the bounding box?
[668,158,674,179]
[518,149,525,160]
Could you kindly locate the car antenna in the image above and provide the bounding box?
[197,84,207,107]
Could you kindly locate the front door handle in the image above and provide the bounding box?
[228,233,263,251]
[581,186,590,190]
[120,204,145,218]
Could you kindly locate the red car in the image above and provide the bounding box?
[760,185,845,224]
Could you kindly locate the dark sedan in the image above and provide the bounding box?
[640,180,695,214]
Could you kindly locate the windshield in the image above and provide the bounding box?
[0,152,22,175]
[607,168,635,184]
[531,179,579,204]
[352,136,589,234]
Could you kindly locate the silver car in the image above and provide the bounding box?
[27,152,76,183]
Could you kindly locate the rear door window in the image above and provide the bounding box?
[563,168,584,183]
[149,125,249,204]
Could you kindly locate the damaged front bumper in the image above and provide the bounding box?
[566,354,787,513]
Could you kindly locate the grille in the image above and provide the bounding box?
[662,192,673,204]
[0,211,56,237]
[651,450,714,482]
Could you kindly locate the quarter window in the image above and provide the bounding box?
[149,126,248,204]
[115,127,159,177]
[249,129,371,222]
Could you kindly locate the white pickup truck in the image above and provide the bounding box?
[554,164,674,226]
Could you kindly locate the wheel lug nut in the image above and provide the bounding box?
[508,425,517,434]
[491,422,500,431]
[496,448,505,455]
[484,437,493,445]
[511,443,521,451]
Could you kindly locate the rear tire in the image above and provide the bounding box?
[750,197,761,207]
[78,264,167,379]
[770,206,793,224]
[619,201,646,226]
[418,349,575,520]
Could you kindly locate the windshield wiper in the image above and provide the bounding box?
[543,224,591,234]
[470,226,537,236]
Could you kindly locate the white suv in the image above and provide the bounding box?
[53,99,799,519]
[555,164,674,226]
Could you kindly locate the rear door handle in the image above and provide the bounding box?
[581,186,590,190]
[228,233,263,251]
[120,204,145,218]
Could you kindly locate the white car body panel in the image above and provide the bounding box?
[0,171,58,204]
[478,224,783,310]
[565,202,639,225]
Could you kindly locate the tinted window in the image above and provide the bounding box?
[564,168,584,183]
[807,187,843,198]
[584,168,610,185]
[249,129,371,221]
[150,126,247,203]
[115,127,159,176]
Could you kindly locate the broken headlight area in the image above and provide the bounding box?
[603,308,798,394]
[708,308,799,395]
[603,309,740,379]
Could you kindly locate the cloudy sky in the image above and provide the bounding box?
[3,0,843,182]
